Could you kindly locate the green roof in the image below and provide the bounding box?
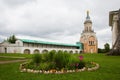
[19,39,79,47]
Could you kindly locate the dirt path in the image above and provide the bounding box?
[0,56,25,59]
[0,59,28,64]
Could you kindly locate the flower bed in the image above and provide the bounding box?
[19,51,100,74]
[20,62,99,74]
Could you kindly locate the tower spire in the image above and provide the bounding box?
[86,10,90,20]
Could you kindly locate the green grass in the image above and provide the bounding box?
[0,53,32,58]
[0,53,120,80]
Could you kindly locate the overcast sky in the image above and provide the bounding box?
[0,0,120,48]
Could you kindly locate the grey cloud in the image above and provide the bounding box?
[2,0,36,7]
[0,0,120,48]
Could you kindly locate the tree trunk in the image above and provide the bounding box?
[107,9,120,55]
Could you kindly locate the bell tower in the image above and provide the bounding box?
[80,11,98,53]
[83,10,93,32]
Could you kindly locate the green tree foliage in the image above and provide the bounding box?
[98,43,111,53]
[98,48,106,53]
[104,43,110,53]
[7,35,17,43]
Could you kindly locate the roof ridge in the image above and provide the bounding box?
[19,39,79,47]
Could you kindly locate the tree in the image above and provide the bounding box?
[98,48,105,53]
[7,35,17,43]
[104,43,110,53]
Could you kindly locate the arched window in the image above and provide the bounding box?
[86,27,88,31]
[89,41,94,45]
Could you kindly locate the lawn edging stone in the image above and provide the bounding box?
[19,62,99,74]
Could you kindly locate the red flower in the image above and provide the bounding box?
[79,55,83,61]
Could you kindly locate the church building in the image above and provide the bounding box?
[80,11,98,53]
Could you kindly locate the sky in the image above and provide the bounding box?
[0,0,120,48]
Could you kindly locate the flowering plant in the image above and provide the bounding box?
[79,55,83,61]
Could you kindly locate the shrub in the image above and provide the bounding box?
[24,61,35,69]
[69,55,80,64]
[48,62,56,69]
[66,55,79,70]
[24,51,86,71]
[62,53,71,66]
[66,55,85,69]
[54,51,70,70]
[32,53,42,66]
[78,61,85,69]
[39,62,49,70]
[48,50,56,62]
[54,51,64,69]
[42,53,49,62]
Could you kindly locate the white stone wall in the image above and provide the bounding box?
[20,47,81,54]
[0,40,82,54]
[0,47,5,53]
[16,40,23,46]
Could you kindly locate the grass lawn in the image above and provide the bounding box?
[0,53,120,80]
[0,53,32,59]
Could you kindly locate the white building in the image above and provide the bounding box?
[0,39,83,54]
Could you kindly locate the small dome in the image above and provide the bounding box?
[84,10,92,24]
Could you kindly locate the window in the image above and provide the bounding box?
[89,41,94,45]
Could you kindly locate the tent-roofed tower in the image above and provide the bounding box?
[80,11,98,53]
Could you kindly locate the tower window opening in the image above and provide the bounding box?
[89,41,94,45]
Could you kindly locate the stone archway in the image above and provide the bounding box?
[50,50,56,53]
[75,51,78,53]
[34,49,40,53]
[4,47,7,53]
[42,49,48,53]
[80,50,83,53]
[64,50,68,53]
[69,50,73,54]
[24,49,30,54]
